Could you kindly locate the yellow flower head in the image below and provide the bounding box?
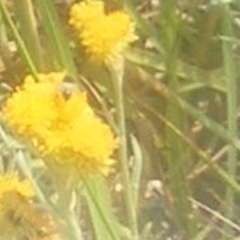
[3,73,117,178]
[69,0,137,64]
[0,172,34,238]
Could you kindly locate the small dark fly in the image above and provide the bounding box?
[57,75,78,100]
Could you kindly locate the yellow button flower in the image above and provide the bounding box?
[3,73,118,178]
[69,0,137,64]
[0,172,34,239]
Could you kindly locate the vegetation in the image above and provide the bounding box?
[0,0,240,240]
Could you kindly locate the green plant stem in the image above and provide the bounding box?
[0,9,12,67]
[84,178,120,240]
[0,124,46,204]
[138,100,240,196]
[13,0,43,70]
[137,74,240,155]
[64,209,85,240]
[220,2,238,236]
[109,59,138,240]
[15,150,47,204]
[55,179,85,240]
[0,1,38,78]
[161,0,196,237]
[33,0,77,74]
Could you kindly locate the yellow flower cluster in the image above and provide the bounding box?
[69,0,137,63]
[0,172,34,238]
[3,73,117,178]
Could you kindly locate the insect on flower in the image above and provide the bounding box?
[56,75,79,101]
[3,72,118,179]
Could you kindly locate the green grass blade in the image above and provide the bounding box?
[83,177,121,240]
[138,92,240,198]
[220,2,238,227]
[0,1,37,77]
[130,134,143,211]
[13,0,43,70]
[33,0,77,74]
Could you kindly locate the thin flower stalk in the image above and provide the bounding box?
[109,60,138,239]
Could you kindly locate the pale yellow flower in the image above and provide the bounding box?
[0,173,63,240]
[0,172,34,239]
[3,73,117,178]
[69,0,137,63]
